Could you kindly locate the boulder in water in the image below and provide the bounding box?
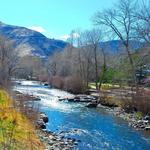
[145,126,150,130]
[40,113,49,123]
[86,102,98,108]
[144,115,150,121]
[73,95,97,102]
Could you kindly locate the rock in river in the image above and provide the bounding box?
[40,113,49,123]
[36,119,46,129]
[86,102,98,108]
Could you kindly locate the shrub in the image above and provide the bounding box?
[64,75,85,94]
[38,75,49,82]
[132,88,150,115]
[49,75,86,94]
[100,95,119,107]
[135,111,143,120]
[50,75,64,89]
[120,88,150,115]
[121,98,136,113]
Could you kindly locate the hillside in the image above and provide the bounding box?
[99,40,142,54]
[0,22,67,58]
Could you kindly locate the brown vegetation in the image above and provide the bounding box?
[50,75,85,94]
[0,90,44,150]
[132,88,150,115]
[0,36,18,89]
[99,86,150,115]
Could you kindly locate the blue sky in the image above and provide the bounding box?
[0,0,117,40]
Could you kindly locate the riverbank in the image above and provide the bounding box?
[37,129,81,150]
[97,105,150,131]
[0,90,44,150]
[86,85,150,131]
[13,80,150,150]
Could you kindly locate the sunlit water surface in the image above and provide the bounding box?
[14,80,150,150]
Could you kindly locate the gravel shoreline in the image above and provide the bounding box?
[36,126,83,150]
[98,105,150,131]
[36,129,80,150]
[36,113,81,150]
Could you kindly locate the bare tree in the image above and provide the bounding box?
[0,36,18,89]
[93,0,137,83]
[48,50,62,76]
[82,46,93,88]
[47,29,104,92]
[83,29,102,89]
[98,47,107,90]
[15,56,46,80]
[135,0,150,44]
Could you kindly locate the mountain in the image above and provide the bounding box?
[0,22,67,58]
[99,40,142,54]
[0,22,144,58]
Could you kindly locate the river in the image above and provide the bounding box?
[14,80,150,150]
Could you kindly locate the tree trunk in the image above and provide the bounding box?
[98,48,106,90]
[126,46,136,85]
[94,46,98,90]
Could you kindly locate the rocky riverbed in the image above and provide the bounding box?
[36,113,81,150]
[36,129,80,150]
[98,105,150,131]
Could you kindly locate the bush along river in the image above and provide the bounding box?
[14,80,150,150]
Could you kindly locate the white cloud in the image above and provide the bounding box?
[28,26,46,33]
[59,34,70,41]
[59,33,80,41]
[72,33,80,38]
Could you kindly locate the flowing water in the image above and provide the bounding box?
[14,80,150,150]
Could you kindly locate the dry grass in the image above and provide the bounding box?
[99,86,150,115]
[0,90,44,150]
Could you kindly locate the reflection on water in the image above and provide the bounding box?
[14,80,150,150]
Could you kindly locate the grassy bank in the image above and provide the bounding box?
[0,90,44,150]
